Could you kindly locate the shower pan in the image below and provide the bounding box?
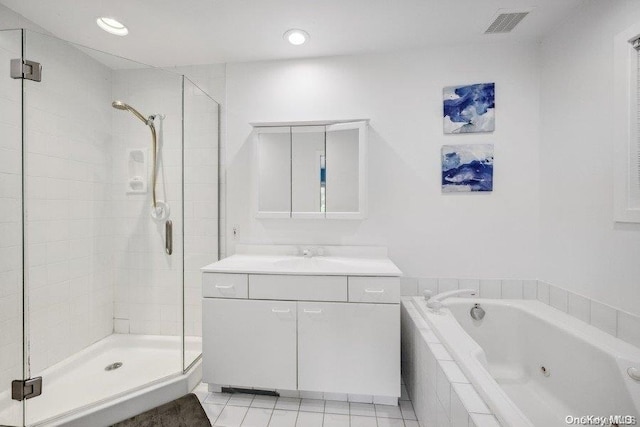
[0,29,220,427]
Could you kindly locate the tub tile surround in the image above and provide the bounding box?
[402,276,640,350]
[401,300,497,427]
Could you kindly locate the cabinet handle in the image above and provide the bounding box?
[215,284,235,289]
[364,289,385,293]
[271,308,291,313]
[303,309,323,314]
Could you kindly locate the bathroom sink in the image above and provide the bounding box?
[271,257,348,271]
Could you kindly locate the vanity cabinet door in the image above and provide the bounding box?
[297,302,400,397]
[203,298,297,390]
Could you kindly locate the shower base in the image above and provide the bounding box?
[26,334,201,426]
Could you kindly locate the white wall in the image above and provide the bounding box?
[540,0,640,317]
[225,43,541,279]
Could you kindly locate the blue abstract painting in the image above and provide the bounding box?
[442,144,493,193]
[443,83,495,134]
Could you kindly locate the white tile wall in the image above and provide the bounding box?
[522,280,537,300]
[549,285,568,312]
[617,311,640,349]
[479,280,501,299]
[110,67,184,338]
[25,31,114,374]
[183,77,219,350]
[401,276,640,350]
[171,64,226,257]
[567,292,590,324]
[500,280,522,299]
[590,300,617,337]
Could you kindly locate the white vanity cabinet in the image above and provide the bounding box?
[202,270,401,400]
[297,301,399,396]
[203,297,297,390]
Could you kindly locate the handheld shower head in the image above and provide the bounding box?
[111,100,127,110]
[111,100,150,125]
[112,100,160,211]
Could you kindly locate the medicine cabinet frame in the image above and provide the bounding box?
[253,120,368,220]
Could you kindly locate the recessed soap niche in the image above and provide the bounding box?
[127,148,148,194]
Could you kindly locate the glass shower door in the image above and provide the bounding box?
[0,29,25,427]
[21,30,186,425]
[182,76,220,371]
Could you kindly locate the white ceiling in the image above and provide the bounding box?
[0,0,584,67]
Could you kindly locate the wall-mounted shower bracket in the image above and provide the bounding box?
[10,58,42,82]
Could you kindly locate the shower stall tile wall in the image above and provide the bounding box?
[110,71,219,346]
[25,32,114,374]
[111,68,184,337]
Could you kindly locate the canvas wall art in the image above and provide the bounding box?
[441,144,493,192]
[443,83,495,134]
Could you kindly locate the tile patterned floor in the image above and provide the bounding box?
[193,383,418,427]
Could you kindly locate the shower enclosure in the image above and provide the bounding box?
[0,29,219,426]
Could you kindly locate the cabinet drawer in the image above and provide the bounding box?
[203,273,248,298]
[348,277,400,303]
[249,275,347,302]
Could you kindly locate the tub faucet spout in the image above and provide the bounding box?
[426,288,478,311]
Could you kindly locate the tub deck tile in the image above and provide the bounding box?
[452,384,490,415]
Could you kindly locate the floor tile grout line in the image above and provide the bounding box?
[237,401,250,427]
[264,405,275,427]
[203,390,416,426]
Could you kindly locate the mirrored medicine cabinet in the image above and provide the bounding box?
[254,120,367,219]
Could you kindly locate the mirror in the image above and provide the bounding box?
[326,124,360,214]
[292,126,325,218]
[255,121,366,219]
[257,127,291,217]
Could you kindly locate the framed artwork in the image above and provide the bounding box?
[442,144,494,192]
[443,83,495,134]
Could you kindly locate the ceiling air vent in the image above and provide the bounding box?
[485,11,530,34]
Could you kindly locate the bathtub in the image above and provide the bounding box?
[410,297,640,427]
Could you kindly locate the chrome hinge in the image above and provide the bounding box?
[11,377,42,401]
[10,58,42,82]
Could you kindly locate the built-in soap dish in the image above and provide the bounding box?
[127,148,148,194]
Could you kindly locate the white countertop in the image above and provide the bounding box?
[202,254,402,276]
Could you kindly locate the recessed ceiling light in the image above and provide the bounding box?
[97,17,128,36]
[283,29,309,46]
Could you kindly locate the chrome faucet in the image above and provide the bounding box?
[426,289,478,311]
